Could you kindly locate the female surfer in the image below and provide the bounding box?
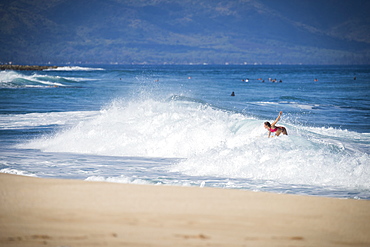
[264,111,288,138]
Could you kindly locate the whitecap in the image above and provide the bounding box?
[44,66,105,71]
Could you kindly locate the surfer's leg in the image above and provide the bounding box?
[275,129,282,136]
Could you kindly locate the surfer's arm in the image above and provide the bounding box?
[271,111,282,126]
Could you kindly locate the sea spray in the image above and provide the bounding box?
[20,98,370,192]
[24,98,251,157]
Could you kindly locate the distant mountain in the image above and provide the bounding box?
[1,0,369,65]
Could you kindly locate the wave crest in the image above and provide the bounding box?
[44,66,104,71]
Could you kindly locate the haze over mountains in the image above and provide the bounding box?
[1,0,369,65]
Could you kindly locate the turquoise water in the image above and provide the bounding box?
[1,65,369,199]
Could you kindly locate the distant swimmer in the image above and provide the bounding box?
[231,91,235,96]
[264,111,288,138]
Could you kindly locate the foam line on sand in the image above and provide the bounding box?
[0,173,369,246]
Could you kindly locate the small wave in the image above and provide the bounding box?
[279,96,305,101]
[62,76,97,82]
[168,95,209,105]
[252,100,321,110]
[44,66,105,71]
[0,168,37,177]
[0,70,19,82]
[290,103,321,110]
[252,101,279,106]
[85,175,151,185]
[0,71,74,88]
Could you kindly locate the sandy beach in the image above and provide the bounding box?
[0,173,369,247]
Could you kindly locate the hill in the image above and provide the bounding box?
[1,0,369,65]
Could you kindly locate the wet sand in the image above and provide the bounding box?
[0,173,369,247]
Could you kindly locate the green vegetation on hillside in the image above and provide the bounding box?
[1,0,369,65]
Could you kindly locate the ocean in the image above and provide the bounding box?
[1,65,369,199]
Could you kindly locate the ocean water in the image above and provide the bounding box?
[1,65,369,199]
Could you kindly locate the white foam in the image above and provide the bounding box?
[0,168,37,177]
[22,99,253,158]
[0,70,20,82]
[170,137,370,189]
[0,111,98,130]
[252,101,279,106]
[85,175,150,185]
[44,66,104,71]
[19,98,370,190]
[252,100,321,110]
[62,76,97,82]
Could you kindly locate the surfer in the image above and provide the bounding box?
[264,111,288,138]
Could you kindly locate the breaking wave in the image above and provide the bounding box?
[19,97,370,191]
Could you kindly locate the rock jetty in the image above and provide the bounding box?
[0,65,58,71]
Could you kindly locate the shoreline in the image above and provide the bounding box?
[1,173,369,246]
[0,65,57,71]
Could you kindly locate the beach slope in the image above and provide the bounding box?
[0,173,369,247]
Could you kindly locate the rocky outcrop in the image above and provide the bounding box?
[0,65,58,71]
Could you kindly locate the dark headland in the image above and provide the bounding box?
[0,65,58,71]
